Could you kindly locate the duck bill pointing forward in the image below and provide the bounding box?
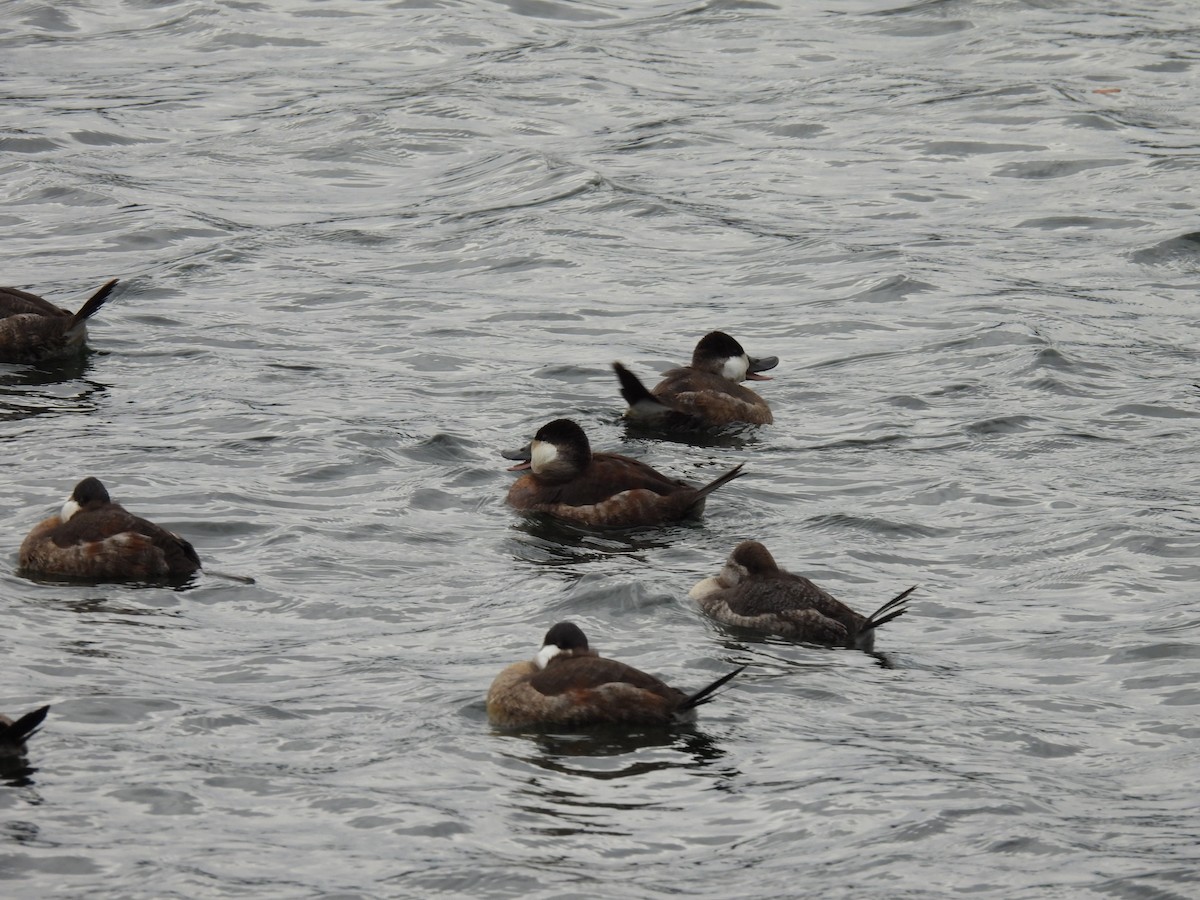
[746,354,779,381]
[502,444,532,471]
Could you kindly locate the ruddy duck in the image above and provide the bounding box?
[503,418,745,527]
[0,279,119,364]
[19,477,201,582]
[0,705,49,758]
[689,540,914,652]
[613,331,778,428]
[487,621,745,728]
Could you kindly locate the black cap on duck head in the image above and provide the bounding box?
[533,419,590,454]
[503,419,592,473]
[730,540,779,574]
[72,477,111,507]
[542,621,589,652]
[693,331,745,365]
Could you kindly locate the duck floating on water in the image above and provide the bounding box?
[20,477,201,583]
[503,418,744,527]
[487,621,745,728]
[690,540,914,652]
[613,330,777,428]
[0,279,119,364]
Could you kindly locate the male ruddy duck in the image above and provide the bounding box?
[613,330,778,428]
[503,418,745,527]
[0,705,49,758]
[20,477,201,582]
[0,279,119,364]
[690,540,914,652]
[487,621,745,728]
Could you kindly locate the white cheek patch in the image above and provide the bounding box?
[688,576,724,600]
[60,498,82,523]
[721,355,750,381]
[535,643,563,669]
[530,440,559,474]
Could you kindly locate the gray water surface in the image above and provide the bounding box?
[3,1,1199,898]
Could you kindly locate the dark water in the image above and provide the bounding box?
[3,0,1199,897]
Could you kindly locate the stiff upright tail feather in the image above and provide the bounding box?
[680,665,747,712]
[695,462,746,500]
[613,362,671,417]
[862,585,916,633]
[68,279,119,329]
[2,705,50,743]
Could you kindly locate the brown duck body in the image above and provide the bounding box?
[487,622,743,728]
[488,655,694,728]
[690,541,913,652]
[613,331,777,428]
[0,280,118,364]
[504,418,744,527]
[19,477,201,582]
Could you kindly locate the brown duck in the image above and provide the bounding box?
[487,622,745,728]
[0,279,119,364]
[20,477,201,582]
[690,540,914,652]
[503,418,744,527]
[613,330,777,428]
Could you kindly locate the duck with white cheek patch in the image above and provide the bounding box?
[19,477,201,583]
[503,418,745,527]
[613,330,778,429]
[487,621,746,728]
[690,540,915,652]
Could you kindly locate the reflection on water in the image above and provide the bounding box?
[507,514,685,566]
[0,352,107,423]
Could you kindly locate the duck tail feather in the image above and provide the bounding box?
[68,279,119,328]
[680,665,747,711]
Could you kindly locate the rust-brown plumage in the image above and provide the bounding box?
[0,279,119,364]
[503,418,744,527]
[19,477,201,583]
[487,622,744,728]
[690,540,913,652]
[613,331,777,428]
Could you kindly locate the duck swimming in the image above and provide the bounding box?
[0,279,119,364]
[503,418,745,527]
[0,705,49,758]
[19,477,201,582]
[689,540,914,652]
[487,621,745,728]
[613,330,778,428]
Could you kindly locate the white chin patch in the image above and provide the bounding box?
[721,355,750,381]
[530,440,559,474]
[535,643,563,669]
[60,498,82,523]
